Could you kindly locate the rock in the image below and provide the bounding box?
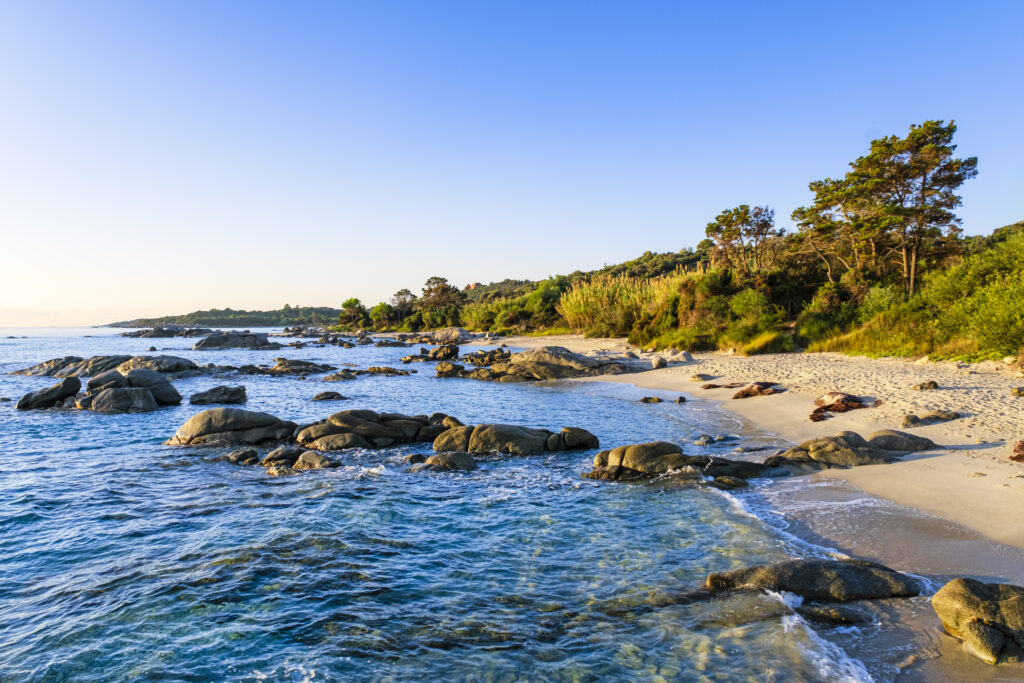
[90,387,159,414]
[1010,440,1024,463]
[931,577,1024,664]
[124,369,182,405]
[423,452,477,471]
[690,373,713,382]
[16,377,82,410]
[503,346,632,381]
[678,351,694,362]
[117,355,198,375]
[428,344,459,361]
[866,429,936,451]
[1005,356,1019,365]
[588,441,687,477]
[708,475,748,490]
[293,451,338,470]
[435,361,465,378]
[327,410,405,441]
[12,355,132,378]
[166,408,297,446]
[148,346,157,351]
[312,391,346,401]
[265,358,334,375]
[192,331,283,350]
[674,396,687,403]
[651,355,667,369]
[640,396,662,403]
[915,355,930,365]
[901,410,959,428]
[322,370,357,381]
[262,446,304,467]
[433,425,475,452]
[265,466,294,477]
[432,327,471,344]
[404,453,426,464]
[705,558,920,602]
[1012,387,1024,398]
[732,382,779,399]
[912,380,939,391]
[795,603,871,625]
[310,433,372,451]
[764,431,899,472]
[87,369,128,393]
[225,448,259,465]
[467,424,551,455]
[561,427,600,450]
[190,386,247,405]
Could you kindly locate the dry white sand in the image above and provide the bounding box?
[479,335,1024,549]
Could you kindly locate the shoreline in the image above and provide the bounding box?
[475,335,1024,555]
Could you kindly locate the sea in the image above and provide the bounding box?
[0,327,1017,682]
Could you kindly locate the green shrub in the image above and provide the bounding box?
[741,331,795,355]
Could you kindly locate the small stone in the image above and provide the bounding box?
[1012,387,1024,397]
[651,356,667,369]
[640,396,663,404]
[674,396,687,403]
[912,380,939,391]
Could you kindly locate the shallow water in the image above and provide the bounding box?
[0,327,984,681]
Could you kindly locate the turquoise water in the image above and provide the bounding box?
[0,329,872,681]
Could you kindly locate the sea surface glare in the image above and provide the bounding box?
[0,328,878,681]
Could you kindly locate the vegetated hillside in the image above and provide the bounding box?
[107,305,342,328]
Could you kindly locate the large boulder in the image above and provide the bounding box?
[505,346,630,380]
[116,355,198,375]
[124,369,181,405]
[310,433,371,451]
[763,431,898,472]
[90,387,159,414]
[932,577,1024,665]
[705,558,921,602]
[16,377,82,410]
[87,369,128,393]
[428,344,459,361]
[589,441,688,477]
[433,425,474,452]
[432,327,471,344]
[192,331,282,350]
[190,385,247,405]
[166,408,296,445]
[467,424,552,455]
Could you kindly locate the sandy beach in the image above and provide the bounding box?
[479,335,1024,551]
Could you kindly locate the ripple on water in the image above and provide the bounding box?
[0,329,882,681]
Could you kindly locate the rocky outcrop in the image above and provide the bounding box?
[12,355,132,378]
[166,408,297,446]
[932,577,1024,664]
[16,377,81,410]
[192,331,283,350]
[91,387,160,414]
[584,441,767,483]
[121,369,181,404]
[294,410,452,450]
[436,345,634,382]
[190,385,247,405]
[120,327,212,338]
[705,558,920,602]
[116,355,199,376]
[432,423,599,456]
[763,430,933,473]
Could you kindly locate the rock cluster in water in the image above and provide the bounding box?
[120,327,212,338]
[435,345,636,382]
[16,362,186,413]
[192,331,283,350]
[12,354,201,379]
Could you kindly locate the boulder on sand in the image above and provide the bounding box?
[190,385,247,405]
[705,558,920,602]
[764,431,899,472]
[931,577,1024,664]
[16,377,82,410]
[866,429,935,452]
[166,408,296,446]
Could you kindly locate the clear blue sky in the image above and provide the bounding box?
[1,0,1022,324]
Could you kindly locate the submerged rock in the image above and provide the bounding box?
[190,385,247,405]
[419,452,477,471]
[293,451,338,470]
[311,391,346,401]
[16,377,82,410]
[705,558,920,602]
[932,577,1024,664]
[166,408,297,446]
